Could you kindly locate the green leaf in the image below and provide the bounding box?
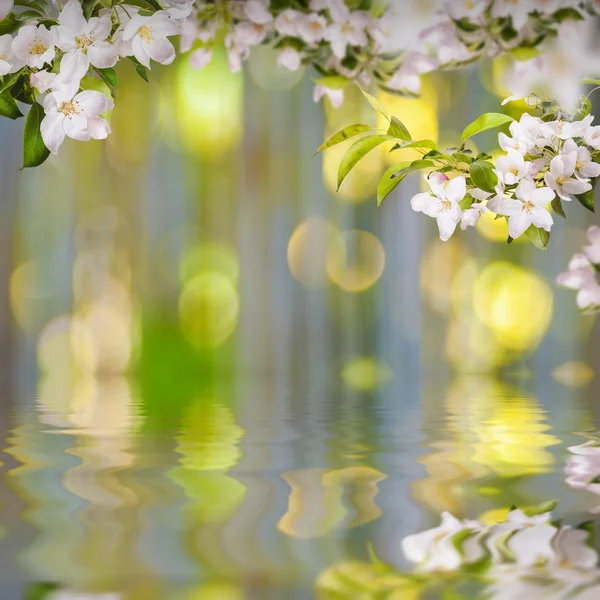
[377,159,434,206]
[0,70,23,95]
[361,89,390,121]
[22,102,50,169]
[583,79,600,86]
[509,46,541,61]
[136,64,149,83]
[399,139,438,151]
[377,161,411,205]
[576,188,595,212]
[316,124,372,153]
[313,75,350,90]
[524,226,551,250]
[461,112,514,141]
[387,116,411,141]
[98,67,119,89]
[337,134,394,190]
[0,90,22,119]
[0,14,20,35]
[551,197,566,218]
[574,95,592,121]
[469,161,498,194]
[123,0,162,10]
[459,194,475,211]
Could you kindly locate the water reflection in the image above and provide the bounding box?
[0,371,596,597]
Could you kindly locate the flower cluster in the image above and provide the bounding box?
[322,96,600,248]
[402,505,600,599]
[412,109,600,246]
[0,0,599,167]
[557,227,600,312]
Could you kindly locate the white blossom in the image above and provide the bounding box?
[55,0,118,84]
[40,88,113,154]
[313,84,344,108]
[12,24,57,69]
[411,175,466,241]
[0,0,12,20]
[495,148,531,185]
[120,11,180,68]
[277,47,302,71]
[556,254,600,310]
[544,152,592,201]
[491,178,554,239]
[0,33,23,75]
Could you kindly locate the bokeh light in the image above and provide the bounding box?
[341,357,393,390]
[287,218,344,289]
[473,261,553,351]
[327,230,385,293]
[247,45,305,91]
[179,273,240,348]
[171,50,243,159]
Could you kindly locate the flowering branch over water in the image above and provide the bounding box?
[0,0,599,167]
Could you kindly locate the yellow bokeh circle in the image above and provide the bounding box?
[327,230,385,293]
[179,273,239,348]
[288,218,344,289]
[473,261,552,351]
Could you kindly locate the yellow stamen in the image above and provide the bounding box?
[29,40,46,56]
[58,100,81,119]
[137,25,154,43]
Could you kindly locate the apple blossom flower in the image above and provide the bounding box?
[444,0,489,21]
[310,0,350,22]
[40,88,113,154]
[297,13,328,44]
[411,175,466,241]
[492,0,532,31]
[583,225,600,264]
[190,48,212,70]
[244,0,273,25]
[495,148,531,185]
[274,9,303,36]
[313,84,344,108]
[561,140,600,180]
[30,70,56,93]
[11,24,57,69]
[325,9,370,60]
[386,53,437,94]
[120,11,180,68]
[0,0,12,20]
[491,178,554,239]
[0,33,23,76]
[461,203,488,230]
[160,0,195,20]
[584,123,600,150]
[556,254,600,310]
[277,47,302,71]
[545,152,592,201]
[54,0,118,85]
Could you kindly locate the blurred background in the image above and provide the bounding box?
[0,47,599,599]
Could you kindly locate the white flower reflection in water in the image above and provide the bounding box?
[566,442,600,512]
[401,506,600,599]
